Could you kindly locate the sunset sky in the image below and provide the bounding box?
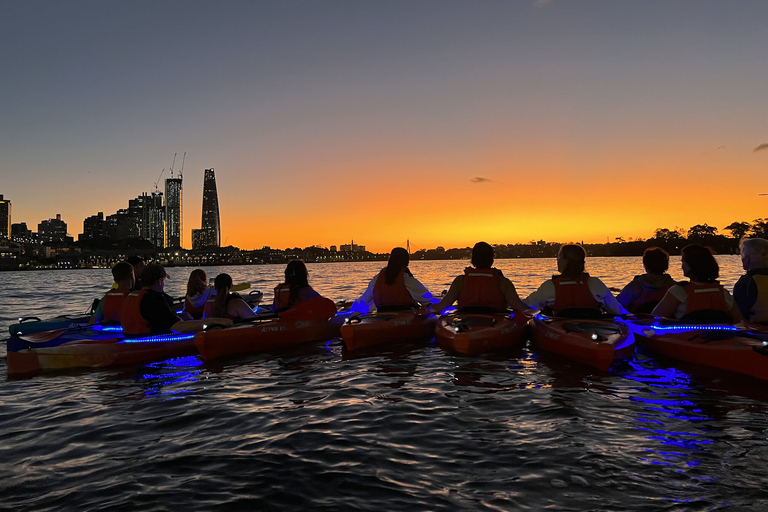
[2,1,767,253]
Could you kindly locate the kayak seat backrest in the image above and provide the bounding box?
[679,309,734,325]
[377,304,416,312]
[456,305,502,315]
[556,307,604,319]
[633,301,659,315]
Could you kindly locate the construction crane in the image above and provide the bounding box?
[154,169,165,192]
[168,153,177,178]
[179,152,186,180]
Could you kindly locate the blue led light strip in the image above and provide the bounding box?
[647,324,741,333]
[119,334,195,344]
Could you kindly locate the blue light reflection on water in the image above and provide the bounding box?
[137,356,205,399]
[623,359,725,506]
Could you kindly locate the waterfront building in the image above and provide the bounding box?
[0,195,10,239]
[11,222,34,243]
[165,176,183,248]
[105,209,140,241]
[129,192,164,248]
[80,211,107,242]
[340,240,366,252]
[193,168,221,249]
[191,228,205,251]
[38,214,68,243]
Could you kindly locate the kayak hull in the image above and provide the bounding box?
[341,310,437,351]
[7,330,197,375]
[193,317,338,361]
[435,311,528,355]
[9,315,91,337]
[528,314,635,371]
[629,320,768,381]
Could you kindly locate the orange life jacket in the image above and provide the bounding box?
[203,294,243,320]
[184,296,205,320]
[683,282,730,314]
[101,289,130,324]
[457,267,507,312]
[552,274,601,315]
[273,283,293,310]
[372,268,414,308]
[120,289,150,336]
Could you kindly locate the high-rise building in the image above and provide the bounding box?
[80,211,107,242]
[198,168,221,249]
[38,214,68,243]
[0,195,10,239]
[129,192,164,248]
[11,222,34,243]
[165,177,183,248]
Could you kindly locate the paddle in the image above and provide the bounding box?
[17,328,72,344]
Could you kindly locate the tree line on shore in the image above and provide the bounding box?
[411,220,766,260]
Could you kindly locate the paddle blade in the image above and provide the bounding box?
[278,297,338,321]
[17,328,70,344]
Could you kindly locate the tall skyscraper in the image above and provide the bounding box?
[165,176,183,248]
[199,168,221,248]
[0,195,10,239]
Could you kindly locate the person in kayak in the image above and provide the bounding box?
[89,261,135,325]
[184,268,215,319]
[204,273,257,320]
[733,237,768,323]
[616,247,676,314]
[121,263,231,336]
[271,260,323,312]
[349,247,437,314]
[431,241,531,315]
[525,244,627,317]
[652,244,742,323]
[126,255,145,291]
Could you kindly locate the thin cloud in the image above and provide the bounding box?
[754,143,768,153]
[471,177,492,184]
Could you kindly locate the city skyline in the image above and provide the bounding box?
[2,2,768,253]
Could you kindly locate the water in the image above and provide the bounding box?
[1,257,767,511]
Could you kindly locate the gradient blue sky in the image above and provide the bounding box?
[2,1,767,252]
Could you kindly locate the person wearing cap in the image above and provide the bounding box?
[120,263,186,335]
[126,256,146,291]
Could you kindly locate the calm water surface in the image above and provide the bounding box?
[1,257,766,511]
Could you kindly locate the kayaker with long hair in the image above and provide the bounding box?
[431,241,530,315]
[350,247,437,314]
[184,268,215,320]
[652,244,742,323]
[272,260,323,312]
[204,273,257,320]
[525,244,626,317]
[616,247,676,314]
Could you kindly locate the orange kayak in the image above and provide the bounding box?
[528,314,635,371]
[194,297,339,361]
[628,319,768,381]
[341,309,437,351]
[7,326,197,375]
[435,310,529,355]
